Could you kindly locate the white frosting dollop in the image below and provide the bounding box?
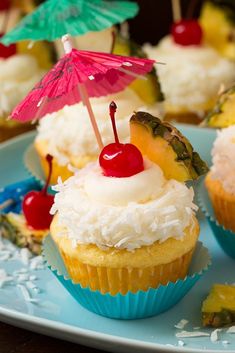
[36,88,162,165]
[211,125,235,194]
[144,36,235,115]
[0,54,45,116]
[51,161,197,251]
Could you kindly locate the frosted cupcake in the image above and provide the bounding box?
[35,88,162,184]
[0,54,45,141]
[205,125,235,232]
[144,27,235,124]
[50,109,208,295]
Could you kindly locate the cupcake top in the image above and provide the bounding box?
[144,36,235,115]
[36,88,162,165]
[211,125,235,194]
[0,54,45,116]
[51,159,197,251]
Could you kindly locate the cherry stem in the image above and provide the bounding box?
[42,154,53,196]
[110,30,116,54]
[109,101,120,145]
[186,0,199,19]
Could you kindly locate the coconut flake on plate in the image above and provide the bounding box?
[227,326,235,334]
[176,331,210,338]
[210,329,221,342]
[174,319,189,329]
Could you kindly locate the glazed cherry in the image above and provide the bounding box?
[0,0,10,11]
[22,154,54,230]
[99,101,144,177]
[0,33,16,58]
[171,19,203,46]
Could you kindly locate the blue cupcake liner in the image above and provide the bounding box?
[43,235,211,320]
[196,179,235,259]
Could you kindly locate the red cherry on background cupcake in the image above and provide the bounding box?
[0,33,17,58]
[99,101,144,178]
[0,0,10,11]
[22,154,54,230]
[171,19,203,46]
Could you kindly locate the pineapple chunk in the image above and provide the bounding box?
[130,112,208,182]
[0,213,48,255]
[113,34,164,104]
[202,284,235,327]
[200,1,235,60]
[206,85,235,128]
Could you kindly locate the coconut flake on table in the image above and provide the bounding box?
[174,319,189,329]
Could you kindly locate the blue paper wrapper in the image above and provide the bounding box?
[0,177,41,214]
[43,235,210,320]
[197,179,235,259]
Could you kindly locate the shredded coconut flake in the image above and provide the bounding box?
[176,331,210,338]
[227,326,235,334]
[175,319,189,329]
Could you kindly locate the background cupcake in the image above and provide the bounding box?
[205,125,235,232]
[144,34,235,124]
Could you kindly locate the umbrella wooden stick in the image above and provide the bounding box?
[171,0,182,22]
[78,83,104,150]
[62,34,104,151]
[0,199,14,211]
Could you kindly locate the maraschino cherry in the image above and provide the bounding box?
[171,19,203,46]
[0,33,16,58]
[22,154,54,230]
[0,0,10,11]
[99,102,144,178]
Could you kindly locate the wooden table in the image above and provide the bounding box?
[0,322,105,353]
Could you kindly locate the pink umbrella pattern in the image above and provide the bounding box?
[10,35,156,149]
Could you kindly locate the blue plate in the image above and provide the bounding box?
[1,128,235,353]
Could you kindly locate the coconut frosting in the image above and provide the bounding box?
[144,36,235,115]
[51,160,197,251]
[0,54,45,116]
[36,88,162,165]
[211,125,235,194]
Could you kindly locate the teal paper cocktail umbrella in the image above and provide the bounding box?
[1,0,139,45]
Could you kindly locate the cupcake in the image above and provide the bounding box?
[204,84,235,128]
[205,125,235,232]
[49,110,208,297]
[144,26,235,124]
[0,53,45,141]
[34,88,163,184]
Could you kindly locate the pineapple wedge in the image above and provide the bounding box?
[202,284,235,327]
[0,213,48,255]
[130,112,208,182]
[200,1,235,60]
[113,34,164,104]
[206,85,235,128]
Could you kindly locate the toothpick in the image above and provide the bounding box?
[171,0,182,22]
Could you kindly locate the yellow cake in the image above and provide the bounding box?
[51,214,199,295]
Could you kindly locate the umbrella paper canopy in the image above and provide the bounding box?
[11,47,155,122]
[11,35,155,149]
[1,0,139,45]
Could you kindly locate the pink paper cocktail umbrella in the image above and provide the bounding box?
[11,35,156,149]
